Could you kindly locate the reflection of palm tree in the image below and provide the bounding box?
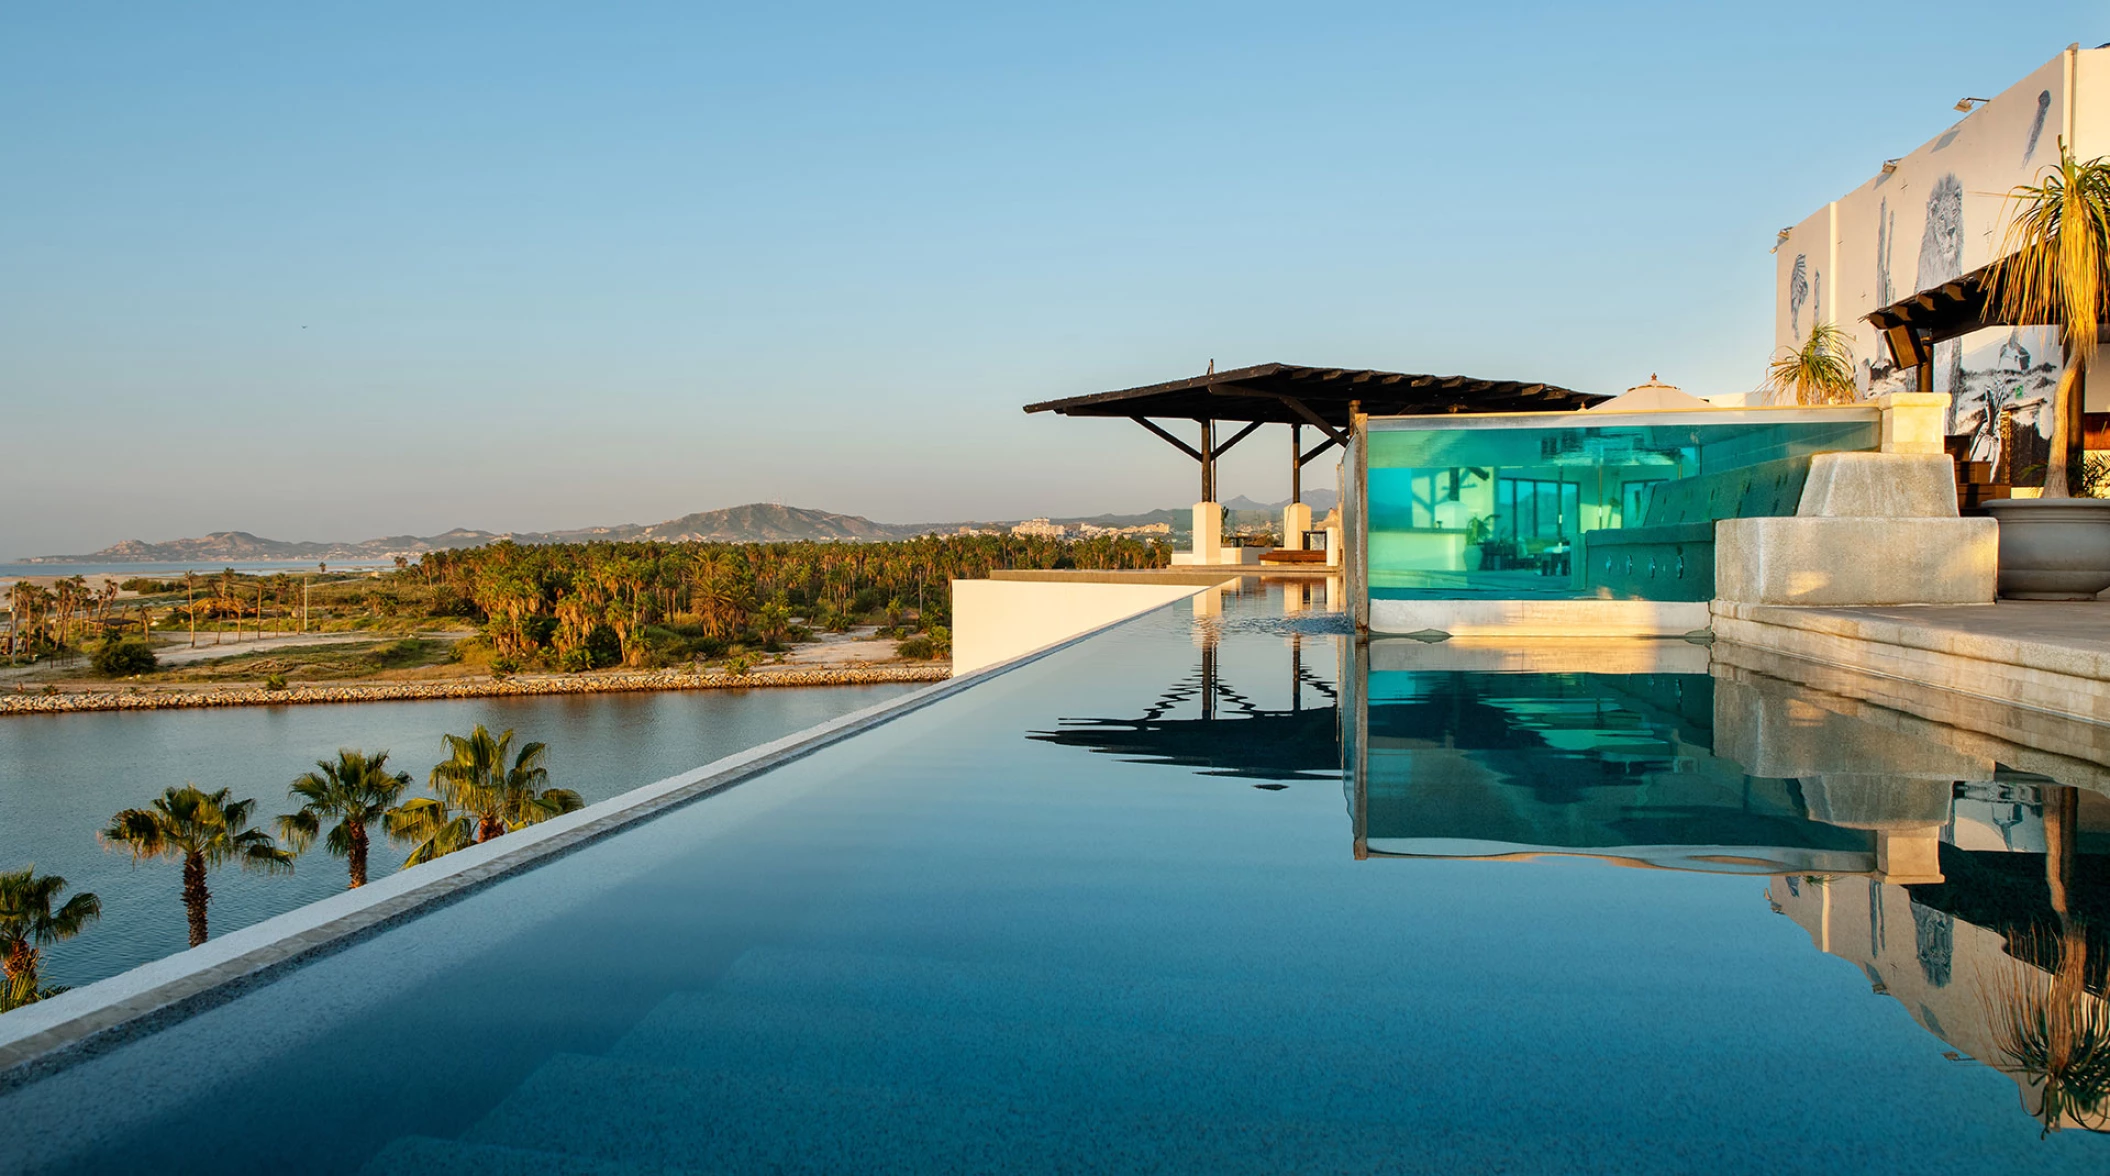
[1982,787,2110,1134]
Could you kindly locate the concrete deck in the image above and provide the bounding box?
[1713,599,2110,726]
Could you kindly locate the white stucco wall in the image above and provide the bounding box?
[949,579,1209,675]
[1773,47,2110,459]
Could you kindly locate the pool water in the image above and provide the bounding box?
[3,583,2106,1173]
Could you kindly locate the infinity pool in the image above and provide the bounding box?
[3,582,2106,1173]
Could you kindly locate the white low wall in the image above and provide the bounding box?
[950,579,1209,675]
[1367,597,1710,638]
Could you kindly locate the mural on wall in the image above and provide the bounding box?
[1787,254,1808,337]
[1777,50,2091,482]
[2024,89,2051,161]
[1914,173,1968,406]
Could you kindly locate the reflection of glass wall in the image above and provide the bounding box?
[1364,410,1880,600]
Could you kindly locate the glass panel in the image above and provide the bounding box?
[1363,413,1880,601]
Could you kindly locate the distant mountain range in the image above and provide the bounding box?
[19,495,1335,563]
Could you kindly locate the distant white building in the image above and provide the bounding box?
[1010,518,1070,539]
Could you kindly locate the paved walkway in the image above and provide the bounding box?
[1712,599,2110,725]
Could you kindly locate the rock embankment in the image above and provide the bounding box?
[0,664,952,716]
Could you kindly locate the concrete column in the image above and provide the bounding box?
[1874,392,1950,455]
[1282,502,1312,551]
[1192,501,1222,564]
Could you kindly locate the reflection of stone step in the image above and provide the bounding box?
[360,1134,687,1175]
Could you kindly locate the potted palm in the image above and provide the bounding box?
[1981,143,2110,598]
[1766,322,1859,405]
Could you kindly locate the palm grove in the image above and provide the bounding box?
[1,725,578,1011]
[9,533,1169,673]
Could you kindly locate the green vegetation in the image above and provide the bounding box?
[1985,142,2110,498]
[100,786,295,946]
[91,640,157,676]
[1765,321,1857,406]
[4,726,584,997]
[0,867,101,1010]
[9,534,1164,684]
[411,534,1164,672]
[426,725,582,844]
[278,751,412,889]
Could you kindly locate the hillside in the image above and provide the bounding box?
[23,504,932,563]
[22,494,1326,563]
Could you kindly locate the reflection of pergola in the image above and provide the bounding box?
[1027,629,1341,783]
[1024,362,1600,505]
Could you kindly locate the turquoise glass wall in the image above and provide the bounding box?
[1363,412,1880,600]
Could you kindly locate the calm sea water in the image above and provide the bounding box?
[0,560,396,589]
[0,684,919,989]
[3,584,2106,1172]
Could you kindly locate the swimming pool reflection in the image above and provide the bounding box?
[1032,604,2110,1136]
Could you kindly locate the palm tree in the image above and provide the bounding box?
[0,867,100,1011]
[1765,320,1859,406]
[381,797,478,867]
[1984,142,2110,498]
[428,725,582,844]
[278,750,412,889]
[100,786,294,947]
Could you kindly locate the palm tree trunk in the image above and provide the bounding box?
[182,853,211,946]
[3,940,37,1005]
[2045,338,2084,498]
[347,823,369,889]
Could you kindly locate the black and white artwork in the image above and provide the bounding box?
[1788,253,1808,337]
[2024,89,2051,162]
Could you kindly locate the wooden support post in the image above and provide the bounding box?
[1199,419,1216,503]
[1290,424,1302,504]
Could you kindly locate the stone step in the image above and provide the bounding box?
[702,945,1386,1042]
[457,1050,1451,1175]
[360,1134,690,1176]
[604,986,1396,1121]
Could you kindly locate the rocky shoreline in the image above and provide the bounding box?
[0,663,952,716]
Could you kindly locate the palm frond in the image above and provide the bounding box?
[1766,322,1858,405]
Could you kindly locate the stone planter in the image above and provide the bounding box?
[1983,498,2110,599]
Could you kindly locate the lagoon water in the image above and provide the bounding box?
[0,683,919,989]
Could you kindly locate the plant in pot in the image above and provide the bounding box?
[1980,143,2110,599]
[1464,515,1495,571]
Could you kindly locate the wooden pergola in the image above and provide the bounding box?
[1024,362,1602,504]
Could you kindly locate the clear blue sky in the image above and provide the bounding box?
[2,3,2103,555]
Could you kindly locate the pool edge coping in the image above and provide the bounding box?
[0,587,1208,1091]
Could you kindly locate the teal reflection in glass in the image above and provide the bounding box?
[1364,411,1880,600]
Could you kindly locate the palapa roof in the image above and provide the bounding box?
[1023,362,1603,426]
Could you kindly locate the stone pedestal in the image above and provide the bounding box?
[1874,830,1946,885]
[1191,501,1221,564]
[1874,392,1951,455]
[1715,450,1997,606]
[1282,502,1312,550]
